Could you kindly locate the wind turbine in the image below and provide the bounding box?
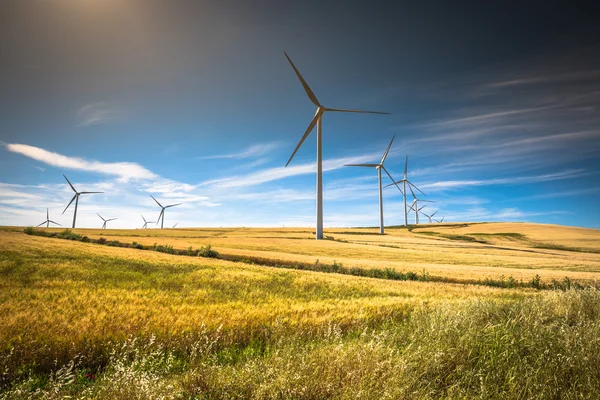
[344,135,403,234]
[283,52,389,239]
[37,208,61,228]
[385,157,425,226]
[408,197,435,225]
[141,215,154,229]
[421,210,438,224]
[62,175,103,228]
[151,195,181,229]
[97,213,117,229]
[435,216,445,223]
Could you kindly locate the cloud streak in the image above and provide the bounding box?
[199,142,281,160]
[77,101,125,126]
[420,169,588,190]
[5,143,158,182]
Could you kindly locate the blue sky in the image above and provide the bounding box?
[1,0,599,229]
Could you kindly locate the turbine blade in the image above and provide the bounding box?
[344,163,379,167]
[157,209,164,224]
[107,218,117,221]
[49,220,61,226]
[383,178,405,188]
[284,52,320,107]
[62,195,77,214]
[418,205,427,211]
[47,208,49,220]
[165,203,181,208]
[382,167,404,195]
[407,180,426,196]
[37,221,46,227]
[151,195,163,208]
[407,183,416,198]
[97,213,105,221]
[80,191,103,194]
[285,111,320,167]
[63,174,77,193]
[381,134,396,164]
[404,156,408,178]
[142,215,147,223]
[431,211,438,217]
[323,107,389,115]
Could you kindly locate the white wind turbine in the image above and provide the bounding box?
[283,52,389,239]
[344,134,403,234]
[97,213,117,229]
[408,197,435,225]
[62,175,104,228]
[421,210,438,224]
[151,195,181,229]
[385,157,425,226]
[37,208,61,228]
[141,215,154,229]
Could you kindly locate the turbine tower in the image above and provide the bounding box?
[151,195,181,229]
[141,215,154,229]
[97,213,117,229]
[283,52,389,239]
[37,208,61,228]
[62,175,103,228]
[385,157,425,226]
[344,134,403,234]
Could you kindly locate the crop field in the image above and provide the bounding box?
[1,222,600,398]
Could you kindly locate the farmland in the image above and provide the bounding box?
[1,222,600,398]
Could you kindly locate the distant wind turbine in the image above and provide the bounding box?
[62,175,103,228]
[151,195,181,229]
[421,210,438,224]
[141,215,154,229]
[37,208,61,228]
[344,134,403,234]
[97,213,117,229]
[408,197,435,225]
[435,216,445,223]
[283,52,389,239]
[385,157,425,226]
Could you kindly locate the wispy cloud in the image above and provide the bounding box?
[77,101,125,126]
[201,152,382,188]
[199,142,281,160]
[420,169,588,191]
[422,106,556,128]
[5,143,157,182]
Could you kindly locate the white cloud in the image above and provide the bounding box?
[77,101,125,126]
[420,169,588,191]
[199,142,281,160]
[201,152,382,188]
[6,143,158,182]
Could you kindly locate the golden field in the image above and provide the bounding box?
[1,223,600,398]
[25,221,600,284]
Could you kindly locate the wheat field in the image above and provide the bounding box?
[1,222,600,398]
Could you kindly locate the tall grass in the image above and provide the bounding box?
[2,290,599,399]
